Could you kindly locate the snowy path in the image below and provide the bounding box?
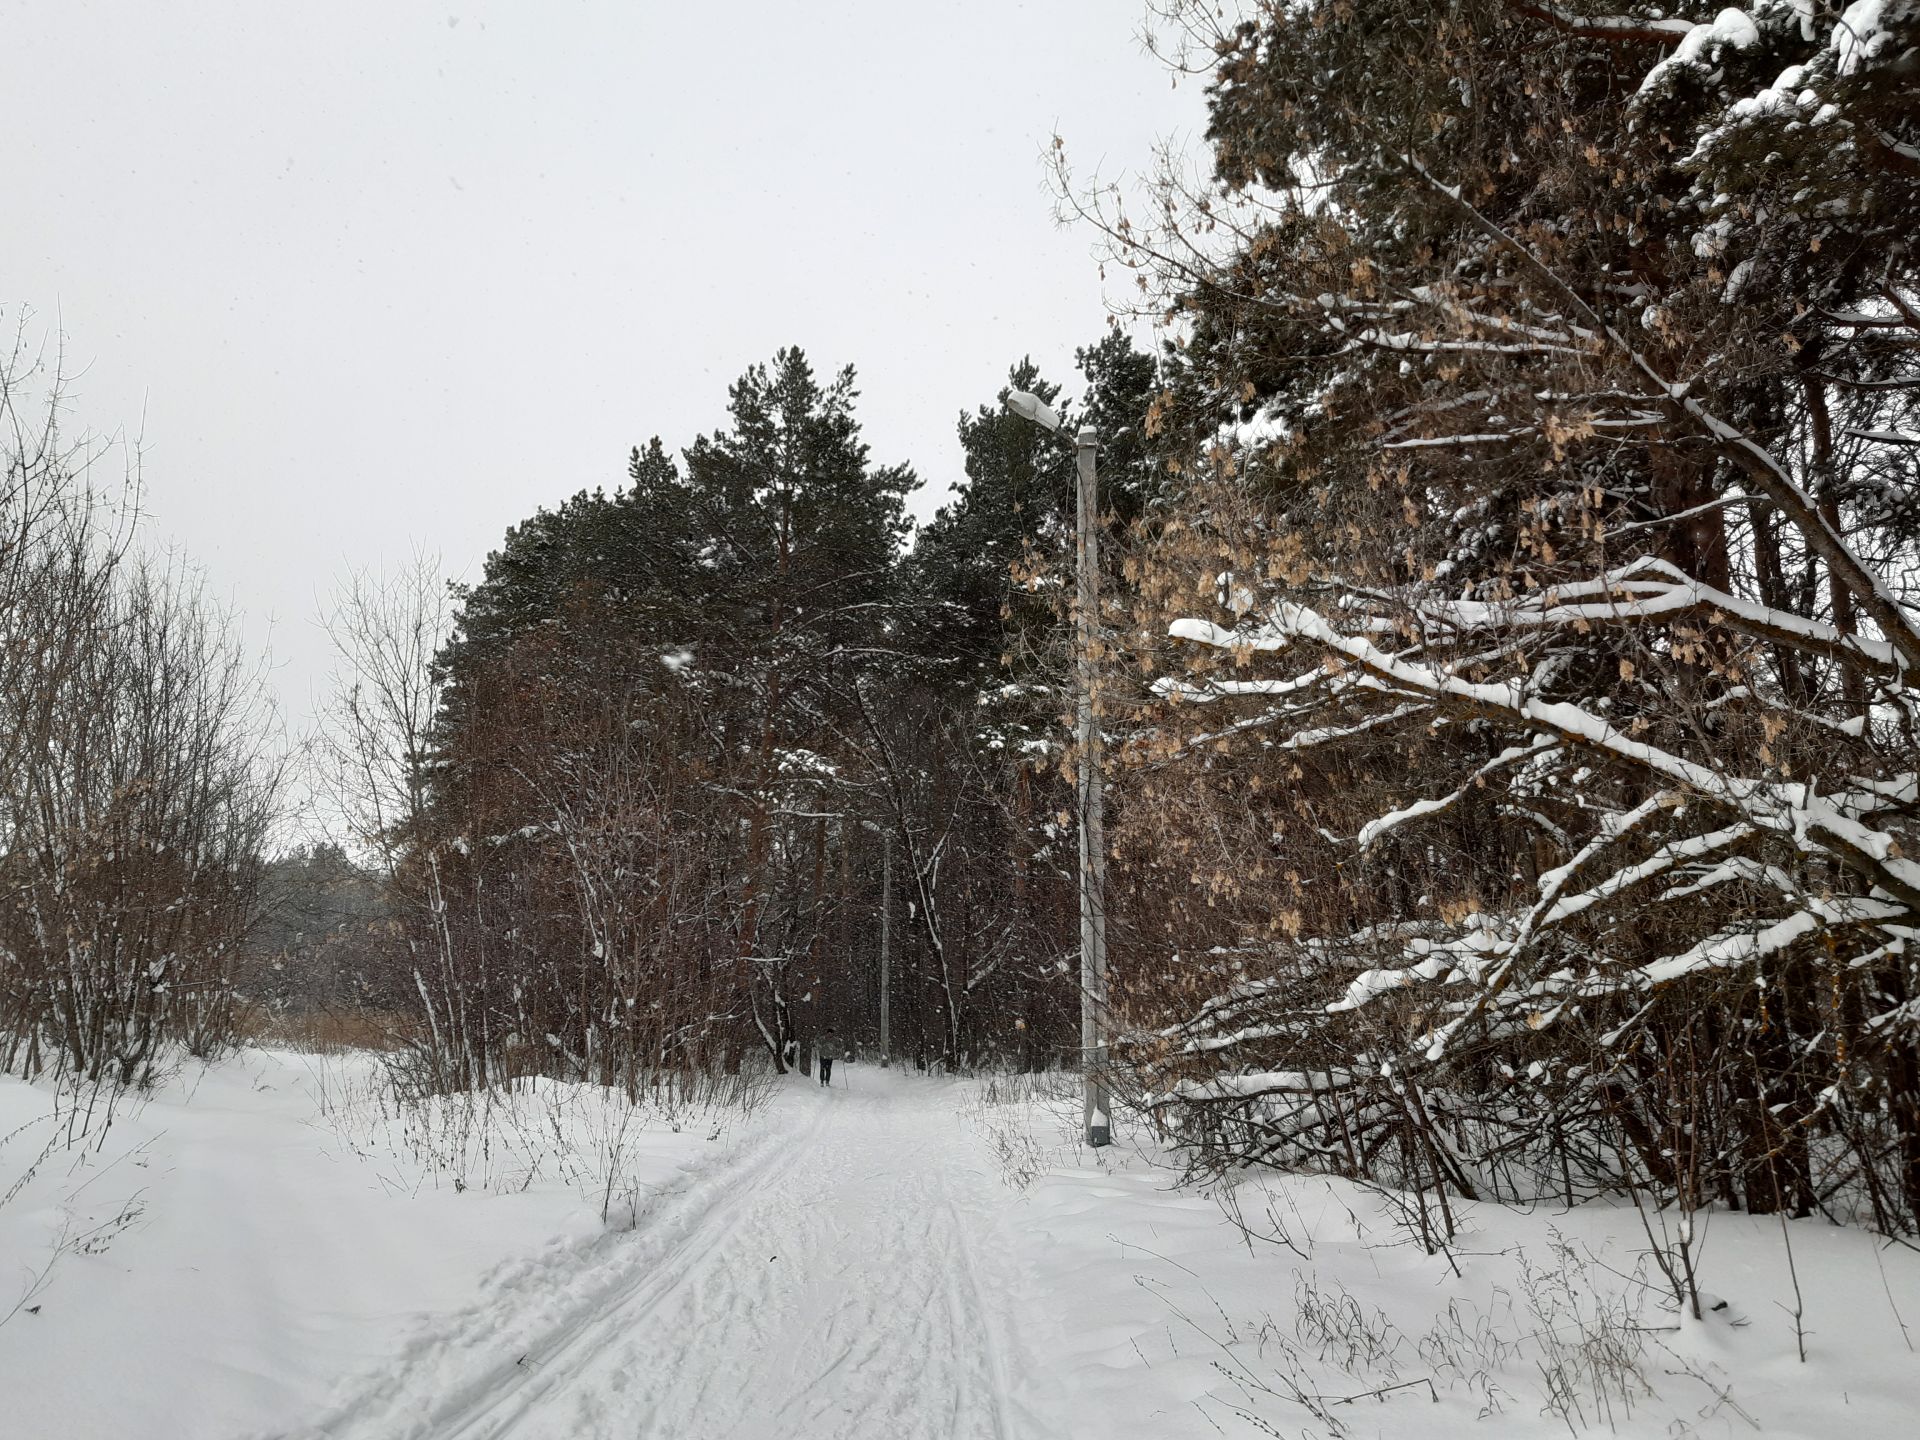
[298,1070,1054,1440]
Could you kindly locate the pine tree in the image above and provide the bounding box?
[671,349,915,1067]
[903,358,1071,693]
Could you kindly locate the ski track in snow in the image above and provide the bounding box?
[289,1074,1046,1440]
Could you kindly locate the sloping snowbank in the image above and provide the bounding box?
[976,1078,1920,1439]
[0,1051,768,1439]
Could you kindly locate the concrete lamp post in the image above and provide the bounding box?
[1006,390,1111,1148]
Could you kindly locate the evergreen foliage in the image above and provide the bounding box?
[397,338,1159,1085]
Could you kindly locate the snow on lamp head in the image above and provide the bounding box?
[1004,389,1062,434]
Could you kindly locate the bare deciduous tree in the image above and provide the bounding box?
[2,313,282,1085]
[311,550,450,873]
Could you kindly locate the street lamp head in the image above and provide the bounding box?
[1005,389,1062,435]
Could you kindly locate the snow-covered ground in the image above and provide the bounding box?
[1005,1090,1920,1438]
[0,1051,735,1438]
[3,1054,1918,1438]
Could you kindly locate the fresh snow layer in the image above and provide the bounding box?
[1002,1088,1920,1439]
[0,1052,710,1439]
[290,1067,1057,1439]
[5,1055,1920,1438]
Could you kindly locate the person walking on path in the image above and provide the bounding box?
[817,1029,842,1086]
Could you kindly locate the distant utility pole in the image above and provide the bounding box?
[1006,390,1110,1148]
[879,830,892,1068]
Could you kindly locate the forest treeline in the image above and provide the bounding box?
[305,336,1159,1093]
[5,2,1918,1261]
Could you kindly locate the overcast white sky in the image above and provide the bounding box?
[5,0,1201,742]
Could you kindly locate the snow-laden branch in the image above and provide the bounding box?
[1383,146,1920,675]
[1505,2,1698,45]
[1403,555,1909,678]
[1357,738,1559,851]
[1169,598,1920,917]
